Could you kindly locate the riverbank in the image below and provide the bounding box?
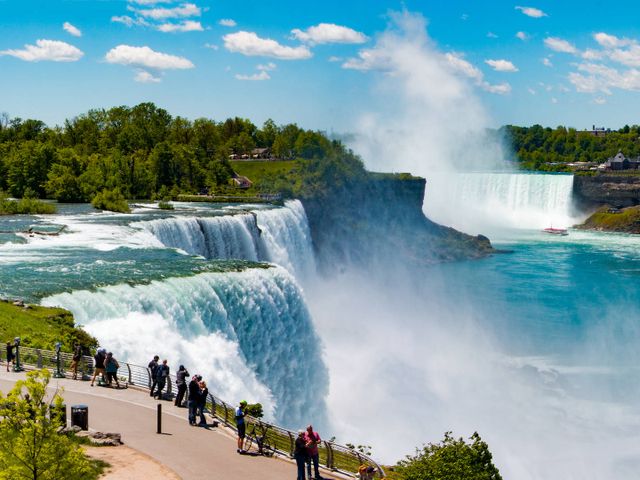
[574,205,640,233]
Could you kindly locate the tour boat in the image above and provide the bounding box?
[542,227,568,236]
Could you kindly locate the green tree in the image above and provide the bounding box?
[391,432,502,480]
[0,369,95,480]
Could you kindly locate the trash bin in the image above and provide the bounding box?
[49,403,67,427]
[70,404,88,430]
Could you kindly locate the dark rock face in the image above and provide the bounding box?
[574,174,640,208]
[300,175,494,274]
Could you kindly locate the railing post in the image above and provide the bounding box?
[147,368,152,388]
[126,364,132,385]
[36,349,42,368]
[288,430,294,457]
[222,403,229,426]
[325,441,333,470]
[13,338,24,372]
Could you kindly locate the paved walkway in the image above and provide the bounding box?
[0,370,350,480]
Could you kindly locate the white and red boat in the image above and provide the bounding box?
[542,227,568,236]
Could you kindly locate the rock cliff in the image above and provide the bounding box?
[573,173,640,208]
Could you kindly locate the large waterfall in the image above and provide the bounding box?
[42,266,328,429]
[135,200,316,279]
[423,172,581,234]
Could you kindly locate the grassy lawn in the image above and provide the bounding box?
[229,160,303,194]
[0,300,97,352]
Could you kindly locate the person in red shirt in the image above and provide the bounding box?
[305,424,322,480]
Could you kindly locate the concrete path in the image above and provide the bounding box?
[0,370,350,480]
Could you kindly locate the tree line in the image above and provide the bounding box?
[501,124,640,171]
[0,103,341,203]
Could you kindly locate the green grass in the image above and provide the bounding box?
[579,206,640,232]
[229,160,303,194]
[0,300,97,352]
[0,198,56,215]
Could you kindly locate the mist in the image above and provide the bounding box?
[303,9,640,480]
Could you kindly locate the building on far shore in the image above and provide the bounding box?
[587,125,611,137]
[599,151,640,171]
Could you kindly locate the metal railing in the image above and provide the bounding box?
[0,344,384,478]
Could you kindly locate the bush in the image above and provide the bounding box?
[390,432,502,480]
[158,200,174,210]
[91,188,130,213]
[0,191,56,215]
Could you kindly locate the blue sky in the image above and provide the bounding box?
[3,0,640,132]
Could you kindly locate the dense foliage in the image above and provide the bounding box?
[389,432,502,480]
[0,104,338,204]
[0,369,103,479]
[502,124,640,171]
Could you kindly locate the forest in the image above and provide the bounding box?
[501,124,640,171]
[0,102,353,204]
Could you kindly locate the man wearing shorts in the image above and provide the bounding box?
[235,400,247,453]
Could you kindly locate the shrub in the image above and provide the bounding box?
[91,188,130,213]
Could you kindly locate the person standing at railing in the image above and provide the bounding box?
[305,425,322,480]
[70,344,82,380]
[174,365,189,407]
[105,352,121,388]
[188,375,202,425]
[90,348,106,387]
[5,341,14,372]
[196,379,208,426]
[235,400,247,453]
[154,359,170,400]
[294,429,309,480]
[148,355,159,397]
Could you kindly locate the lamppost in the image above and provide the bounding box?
[13,337,24,372]
[53,342,64,378]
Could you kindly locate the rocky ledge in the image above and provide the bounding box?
[574,205,640,234]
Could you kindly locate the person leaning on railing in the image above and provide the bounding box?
[70,344,82,380]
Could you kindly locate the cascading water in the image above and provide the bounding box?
[42,266,328,429]
[135,200,316,279]
[423,172,582,235]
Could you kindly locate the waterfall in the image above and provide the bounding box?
[423,172,581,233]
[42,266,328,429]
[136,200,316,278]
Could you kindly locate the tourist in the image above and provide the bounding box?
[174,365,189,407]
[197,379,208,426]
[90,348,106,387]
[5,341,14,372]
[70,344,82,380]
[305,424,322,480]
[154,359,169,399]
[104,352,120,388]
[235,400,247,453]
[148,355,159,397]
[187,375,201,425]
[294,429,309,480]
[357,465,377,480]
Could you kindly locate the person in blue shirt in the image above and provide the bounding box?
[236,400,247,453]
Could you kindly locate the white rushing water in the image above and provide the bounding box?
[42,267,328,429]
[423,172,583,235]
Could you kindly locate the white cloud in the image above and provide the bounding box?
[568,62,640,94]
[582,49,604,61]
[542,57,553,67]
[63,22,82,37]
[551,97,558,103]
[235,71,270,81]
[0,39,83,62]
[105,45,194,69]
[204,43,219,50]
[528,88,536,95]
[157,20,203,32]
[485,59,518,72]
[133,3,201,20]
[609,45,640,67]
[135,69,162,83]
[257,62,276,71]
[515,6,548,18]
[328,56,342,62]
[219,19,237,27]
[594,97,606,104]
[112,15,148,27]
[544,37,577,54]
[291,23,367,45]
[516,31,528,41]
[484,83,512,94]
[487,32,498,39]
[445,53,511,94]
[593,32,634,49]
[223,31,312,60]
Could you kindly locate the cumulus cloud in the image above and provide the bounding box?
[223,31,312,60]
[235,70,270,81]
[219,19,237,27]
[444,53,511,94]
[516,31,528,41]
[608,45,640,67]
[487,32,498,39]
[594,32,633,49]
[133,3,201,20]
[128,0,173,4]
[0,39,83,62]
[542,57,553,67]
[105,45,194,70]
[135,69,162,83]
[515,6,548,18]
[257,62,276,71]
[544,37,578,54]
[157,20,203,32]
[568,62,640,94]
[485,59,518,72]
[594,97,606,104]
[291,23,367,45]
[63,22,82,37]
[112,15,148,27]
